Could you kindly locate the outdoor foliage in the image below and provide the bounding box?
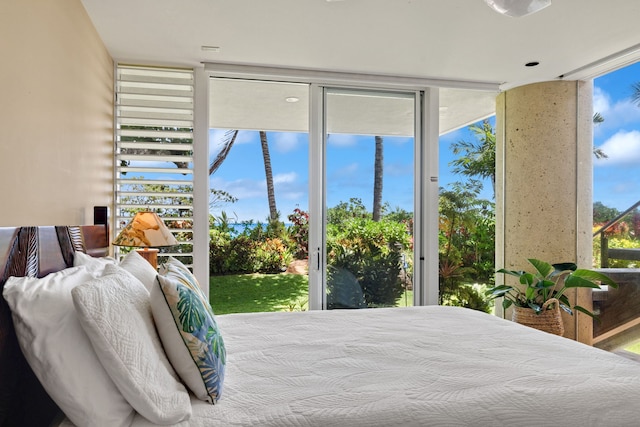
[437,120,498,312]
[593,201,621,224]
[209,215,293,275]
[438,181,494,312]
[326,206,411,307]
[593,228,640,268]
[592,202,640,268]
[449,119,496,197]
[287,208,309,259]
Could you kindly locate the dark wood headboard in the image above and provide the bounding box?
[0,225,109,427]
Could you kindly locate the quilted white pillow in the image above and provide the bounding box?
[72,265,191,424]
[73,250,117,276]
[152,258,226,404]
[2,266,134,427]
[119,250,159,291]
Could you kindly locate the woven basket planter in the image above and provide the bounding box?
[512,298,564,336]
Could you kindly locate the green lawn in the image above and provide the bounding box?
[626,341,640,354]
[210,272,413,314]
[210,273,309,314]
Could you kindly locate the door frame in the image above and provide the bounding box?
[204,63,458,309]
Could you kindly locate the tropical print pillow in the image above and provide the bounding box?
[151,258,225,404]
[159,257,205,297]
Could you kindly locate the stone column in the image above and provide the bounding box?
[495,80,594,343]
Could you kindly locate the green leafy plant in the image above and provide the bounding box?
[486,259,618,319]
[326,217,410,307]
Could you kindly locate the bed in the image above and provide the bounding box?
[2,224,640,427]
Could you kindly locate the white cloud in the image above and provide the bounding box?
[595,130,640,166]
[327,134,358,147]
[331,163,359,178]
[592,86,640,135]
[385,161,413,177]
[211,171,306,207]
[274,171,298,184]
[211,176,266,199]
[273,133,302,153]
[274,172,307,200]
[593,86,611,116]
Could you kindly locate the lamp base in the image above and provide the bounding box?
[136,248,159,269]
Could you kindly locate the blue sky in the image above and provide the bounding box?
[591,62,640,211]
[209,130,415,222]
[209,63,640,222]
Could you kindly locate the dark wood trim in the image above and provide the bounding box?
[0,224,109,427]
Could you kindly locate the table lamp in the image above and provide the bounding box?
[113,211,178,268]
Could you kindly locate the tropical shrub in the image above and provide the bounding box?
[226,235,259,273]
[287,208,309,259]
[209,216,295,275]
[592,233,639,268]
[255,238,293,273]
[326,217,410,307]
[438,181,495,312]
[209,229,232,275]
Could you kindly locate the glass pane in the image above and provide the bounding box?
[325,88,415,309]
[208,78,310,314]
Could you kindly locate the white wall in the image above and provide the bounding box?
[0,0,114,226]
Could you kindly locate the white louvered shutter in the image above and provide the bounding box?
[115,65,195,267]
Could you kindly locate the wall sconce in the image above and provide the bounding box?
[113,211,178,268]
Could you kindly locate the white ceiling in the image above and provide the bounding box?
[81,0,640,134]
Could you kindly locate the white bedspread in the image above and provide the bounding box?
[60,306,640,426]
[125,306,640,426]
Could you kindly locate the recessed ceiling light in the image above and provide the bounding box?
[285,97,300,103]
[525,61,540,67]
[201,46,221,52]
[484,0,551,18]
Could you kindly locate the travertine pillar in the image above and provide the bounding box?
[495,80,594,343]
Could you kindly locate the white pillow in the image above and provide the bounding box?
[73,250,116,276]
[2,266,134,427]
[152,258,226,404]
[119,250,158,291]
[72,265,191,424]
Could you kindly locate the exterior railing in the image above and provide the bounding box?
[593,200,640,268]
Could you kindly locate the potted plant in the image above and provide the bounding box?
[485,259,618,335]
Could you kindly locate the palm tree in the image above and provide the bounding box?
[631,82,640,107]
[592,112,608,160]
[449,119,496,198]
[372,136,383,221]
[209,130,238,175]
[209,129,278,221]
[259,131,278,221]
[450,116,607,197]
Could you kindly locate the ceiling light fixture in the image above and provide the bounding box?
[484,0,551,17]
[285,97,300,103]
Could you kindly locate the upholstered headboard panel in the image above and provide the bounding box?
[0,225,109,427]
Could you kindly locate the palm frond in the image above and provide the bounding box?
[209,129,238,175]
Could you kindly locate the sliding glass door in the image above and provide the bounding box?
[320,88,417,309]
[207,74,434,313]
